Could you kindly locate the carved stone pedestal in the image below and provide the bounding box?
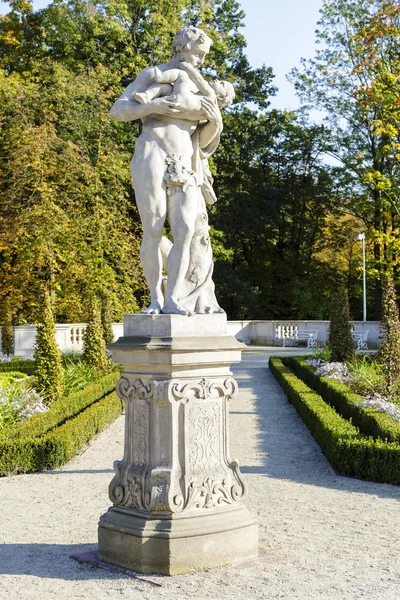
[98,314,258,575]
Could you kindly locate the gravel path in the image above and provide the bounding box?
[1,347,399,600]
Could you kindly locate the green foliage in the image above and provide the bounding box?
[282,356,400,444]
[33,290,64,404]
[101,293,114,346]
[328,288,355,362]
[348,355,386,397]
[1,296,14,355]
[212,109,341,319]
[62,361,98,395]
[375,276,400,395]
[312,345,332,363]
[270,356,400,484]
[0,0,367,322]
[0,371,28,388]
[0,391,123,475]
[289,1,400,316]
[0,63,144,323]
[82,296,110,373]
[0,391,21,431]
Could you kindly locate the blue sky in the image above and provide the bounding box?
[0,0,324,109]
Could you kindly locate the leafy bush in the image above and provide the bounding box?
[34,290,64,403]
[61,351,82,367]
[347,356,386,397]
[269,357,400,484]
[328,287,355,362]
[312,346,332,363]
[62,361,98,395]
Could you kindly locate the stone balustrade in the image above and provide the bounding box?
[0,320,380,356]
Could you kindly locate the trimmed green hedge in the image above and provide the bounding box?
[269,357,400,484]
[282,356,400,444]
[2,370,120,441]
[0,360,36,376]
[0,391,123,475]
[0,371,28,385]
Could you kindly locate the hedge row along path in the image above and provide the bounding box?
[1,347,399,600]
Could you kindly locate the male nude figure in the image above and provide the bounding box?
[109,27,222,315]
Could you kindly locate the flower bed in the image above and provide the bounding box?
[282,356,400,444]
[0,391,122,475]
[0,369,123,475]
[269,357,400,484]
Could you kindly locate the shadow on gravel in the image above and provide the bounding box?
[41,469,114,475]
[0,543,104,580]
[0,543,162,585]
[232,348,400,502]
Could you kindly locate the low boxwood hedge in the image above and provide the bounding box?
[0,371,29,386]
[269,357,400,484]
[3,369,121,441]
[0,391,123,475]
[282,356,400,444]
[0,360,36,376]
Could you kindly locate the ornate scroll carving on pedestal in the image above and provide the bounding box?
[109,375,247,513]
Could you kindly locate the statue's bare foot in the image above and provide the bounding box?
[162,299,193,316]
[142,301,162,315]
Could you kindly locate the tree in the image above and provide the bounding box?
[0,64,145,323]
[290,0,400,318]
[376,276,400,395]
[82,296,110,373]
[33,289,64,403]
[211,109,341,319]
[0,0,278,323]
[328,287,355,362]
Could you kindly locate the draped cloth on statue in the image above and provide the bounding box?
[174,127,224,314]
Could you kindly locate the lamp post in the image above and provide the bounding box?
[357,233,367,322]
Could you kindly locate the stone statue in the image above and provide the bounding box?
[110,26,235,315]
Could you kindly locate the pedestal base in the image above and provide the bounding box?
[98,314,258,575]
[98,504,258,575]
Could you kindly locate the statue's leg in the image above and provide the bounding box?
[131,150,167,314]
[163,181,198,315]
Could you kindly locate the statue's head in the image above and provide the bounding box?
[209,80,235,109]
[172,26,213,67]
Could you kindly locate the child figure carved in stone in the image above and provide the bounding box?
[133,62,234,112]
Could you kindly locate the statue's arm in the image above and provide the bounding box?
[110,81,181,122]
[198,97,223,152]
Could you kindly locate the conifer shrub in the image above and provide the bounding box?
[34,290,64,404]
[375,276,400,396]
[328,287,355,362]
[82,296,110,373]
[1,297,14,356]
[101,293,114,346]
